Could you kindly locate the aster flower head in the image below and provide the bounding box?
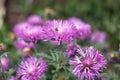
[67,17,91,39]
[14,39,34,51]
[90,30,106,43]
[65,42,80,58]
[27,15,43,25]
[13,22,31,39]
[17,56,47,80]
[8,76,18,80]
[44,20,76,45]
[21,26,45,41]
[14,21,45,41]
[70,46,106,80]
[0,57,10,71]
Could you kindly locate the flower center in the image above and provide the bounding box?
[82,57,94,67]
[27,66,36,73]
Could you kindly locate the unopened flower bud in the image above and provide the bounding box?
[109,53,118,64]
[0,43,7,53]
[58,75,64,80]
[23,47,32,56]
[8,32,16,40]
[110,54,117,60]
[0,57,10,71]
[89,46,94,49]
[44,8,54,15]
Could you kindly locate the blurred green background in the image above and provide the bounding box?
[0,0,120,50]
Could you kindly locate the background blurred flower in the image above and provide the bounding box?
[67,17,91,39]
[14,21,45,41]
[0,57,10,72]
[8,76,18,80]
[17,56,47,80]
[21,26,45,41]
[14,39,34,51]
[65,42,79,58]
[90,30,107,43]
[13,22,31,39]
[27,15,43,25]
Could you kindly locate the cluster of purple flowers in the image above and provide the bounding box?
[13,15,91,49]
[13,15,45,51]
[12,15,107,80]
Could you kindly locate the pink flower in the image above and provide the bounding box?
[0,57,10,71]
[67,17,91,39]
[44,20,76,45]
[27,15,43,25]
[90,30,106,43]
[70,47,106,80]
[17,56,47,80]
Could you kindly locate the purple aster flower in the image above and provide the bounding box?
[27,15,43,25]
[17,56,47,80]
[65,42,80,58]
[90,30,106,43]
[0,57,10,71]
[14,39,34,51]
[8,76,18,80]
[14,22,45,41]
[24,26,45,41]
[67,17,91,39]
[22,26,45,41]
[44,20,76,45]
[13,22,30,38]
[70,46,106,80]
